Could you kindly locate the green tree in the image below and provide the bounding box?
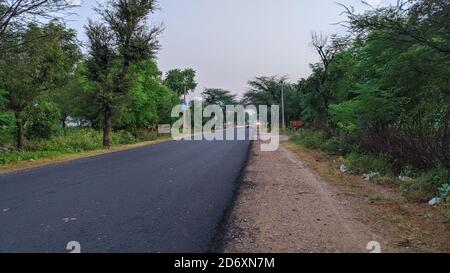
[118,60,179,132]
[164,68,198,101]
[242,76,288,106]
[0,21,80,149]
[0,0,78,50]
[202,88,237,107]
[25,101,61,140]
[86,0,162,147]
[343,0,450,55]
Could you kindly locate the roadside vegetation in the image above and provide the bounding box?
[289,129,450,203]
[0,1,195,166]
[241,1,449,204]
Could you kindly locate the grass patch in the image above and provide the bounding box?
[344,152,394,176]
[290,130,326,150]
[0,128,168,166]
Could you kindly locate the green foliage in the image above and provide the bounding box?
[290,130,326,150]
[320,137,353,156]
[85,0,162,147]
[117,60,180,132]
[25,102,61,140]
[282,2,450,199]
[202,88,237,107]
[401,167,450,201]
[0,128,137,165]
[0,111,14,145]
[0,21,80,148]
[438,184,450,202]
[0,150,65,165]
[344,153,394,176]
[164,68,197,98]
[242,76,287,106]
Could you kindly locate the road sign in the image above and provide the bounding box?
[158,124,171,134]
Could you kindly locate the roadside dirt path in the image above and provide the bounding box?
[222,141,383,253]
[222,139,450,253]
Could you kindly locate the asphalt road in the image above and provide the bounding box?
[0,129,253,253]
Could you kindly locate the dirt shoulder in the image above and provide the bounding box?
[221,140,450,253]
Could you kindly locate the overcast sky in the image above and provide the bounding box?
[66,0,393,99]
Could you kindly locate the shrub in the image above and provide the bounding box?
[319,136,355,156]
[135,129,159,142]
[344,152,394,176]
[401,167,450,201]
[111,130,136,145]
[25,102,61,140]
[25,128,136,153]
[0,112,15,145]
[438,184,450,202]
[290,130,326,150]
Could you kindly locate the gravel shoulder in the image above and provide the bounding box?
[221,140,450,253]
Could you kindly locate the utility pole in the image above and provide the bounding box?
[281,83,286,131]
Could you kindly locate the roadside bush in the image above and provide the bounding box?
[136,129,159,142]
[25,102,61,140]
[0,112,15,146]
[400,166,450,201]
[438,184,450,202]
[319,136,355,156]
[111,130,136,145]
[0,128,140,165]
[290,130,326,150]
[25,129,136,153]
[27,128,102,152]
[344,152,394,176]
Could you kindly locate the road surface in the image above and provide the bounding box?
[0,129,252,253]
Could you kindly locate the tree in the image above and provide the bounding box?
[0,0,78,48]
[242,76,288,106]
[52,63,92,129]
[164,68,197,101]
[86,0,162,147]
[0,21,80,149]
[202,88,237,107]
[117,59,180,132]
[342,0,450,55]
[85,21,117,147]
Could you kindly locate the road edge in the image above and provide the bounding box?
[208,140,254,253]
[0,138,173,176]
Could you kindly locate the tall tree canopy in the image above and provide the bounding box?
[242,76,288,106]
[202,88,237,107]
[0,0,78,48]
[86,0,162,147]
[0,21,80,148]
[164,68,197,101]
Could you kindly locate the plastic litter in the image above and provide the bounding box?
[340,164,347,173]
[428,197,442,206]
[363,172,380,181]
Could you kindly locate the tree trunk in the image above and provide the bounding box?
[103,108,112,148]
[61,115,67,131]
[14,111,25,150]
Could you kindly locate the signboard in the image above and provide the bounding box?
[158,124,171,134]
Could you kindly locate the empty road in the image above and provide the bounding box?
[0,130,252,253]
